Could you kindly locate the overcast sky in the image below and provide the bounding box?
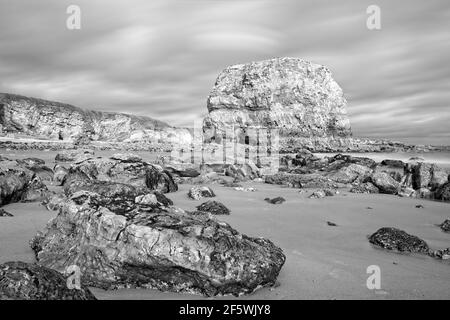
[0,0,449,144]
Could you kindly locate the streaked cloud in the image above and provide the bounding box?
[0,0,449,144]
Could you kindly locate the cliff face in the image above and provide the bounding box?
[0,93,185,143]
[203,58,352,150]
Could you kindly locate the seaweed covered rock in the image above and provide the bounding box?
[0,261,96,300]
[195,200,230,215]
[368,227,430,254]
[438,219,450,233]
[31,190,286,296]
[63,154,177,194]
[435,182,450,201]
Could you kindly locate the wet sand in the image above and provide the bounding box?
[1,180,449,300]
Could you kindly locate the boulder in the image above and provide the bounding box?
[413,187,433,200]
[0,261,96,300]
[188,186,216,200]
[350,182,379,194]
[31,191,286,296]
[328,163,372,184]
[430,168,449,190]
[367,172,400,194]
[292,149,320,167]
[435,182,450,201]
[308,190,326,199]
[368,227,430,254]
[63,155,177,194]
[15,157,53,182]
[397,187,415,198]
[0,159,50,205]
[195,200,230,215]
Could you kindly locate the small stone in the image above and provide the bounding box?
[0,209,13,217]
[415,204,424,209]
[264,197,286,204]
[327,221,338,227]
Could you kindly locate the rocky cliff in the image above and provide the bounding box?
[0,93,189,145]
[203,57,353,151]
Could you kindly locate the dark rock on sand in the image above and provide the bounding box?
[264,197,286,204]
[434,182,450,201]
[195,200,230,215]
[366,172,400,194]
[188,186,216,200]
[438,219,450,233]
[32,190,286,296]
[0,261,96,300]
[380,159,405,168]
[327,221,338,227]
[0,208,13,216]
[368,227,430,254]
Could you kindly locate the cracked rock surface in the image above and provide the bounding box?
[31,187,285,296]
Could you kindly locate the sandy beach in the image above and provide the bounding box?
[1,150,449,300]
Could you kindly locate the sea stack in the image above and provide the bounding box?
[203,57,353,152]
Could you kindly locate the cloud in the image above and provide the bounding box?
[0,0,449,144]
